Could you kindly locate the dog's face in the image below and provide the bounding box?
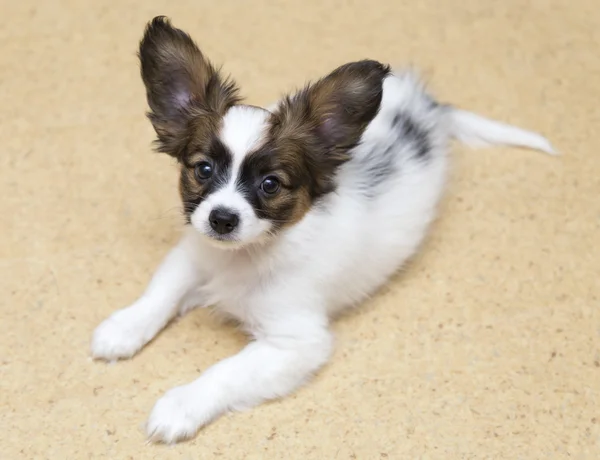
[139,17,389,248]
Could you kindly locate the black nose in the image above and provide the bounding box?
[209,208,239,235]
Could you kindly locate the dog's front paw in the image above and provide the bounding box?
[91,307,148,361]
[146,384,221,443]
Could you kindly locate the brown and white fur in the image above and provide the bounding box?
[91,17,556,443]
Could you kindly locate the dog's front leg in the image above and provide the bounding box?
[91,230,203,361]
[146,311,333,443]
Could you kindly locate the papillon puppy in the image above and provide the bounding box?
[91,16,555,443]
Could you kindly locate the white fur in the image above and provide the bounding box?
[450,108,557,154]
[91,71,555,443]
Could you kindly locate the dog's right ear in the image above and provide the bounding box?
[138,16,241,157]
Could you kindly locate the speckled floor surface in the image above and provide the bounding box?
[1,1,598,458]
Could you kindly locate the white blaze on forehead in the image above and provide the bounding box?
[188,105,273,245]
[220,106,270,177]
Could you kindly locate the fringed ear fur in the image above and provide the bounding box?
[138,16,241,158]
[270,60,391,197]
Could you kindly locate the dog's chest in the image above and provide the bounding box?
[197,250,274,319]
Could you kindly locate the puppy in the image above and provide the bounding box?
[91,16,555,443]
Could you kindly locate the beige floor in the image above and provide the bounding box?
[1,0,599,458]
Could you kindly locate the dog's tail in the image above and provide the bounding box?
[448,108,557,155]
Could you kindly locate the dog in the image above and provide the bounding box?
[91,16,555,443]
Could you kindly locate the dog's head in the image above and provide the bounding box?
[139,17,389,248]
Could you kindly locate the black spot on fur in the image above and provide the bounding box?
[392,113,431,160]
[363,144,398,191]
[358,111,433,198]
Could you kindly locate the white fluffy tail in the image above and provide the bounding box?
[449,108,557,155]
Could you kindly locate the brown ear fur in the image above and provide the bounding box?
[138,16,241,158]
[270,60,390,197]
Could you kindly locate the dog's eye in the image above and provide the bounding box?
[194,161,213,181]
[260,176,280,195]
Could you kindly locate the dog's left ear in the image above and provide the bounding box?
[271,60,390,196]
[275,60,390,151]
[138,16,241,157]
